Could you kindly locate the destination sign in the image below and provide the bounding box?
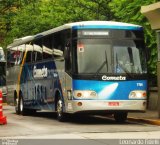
[82,31,109,36]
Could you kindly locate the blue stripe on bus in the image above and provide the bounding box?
[72,79,147,100]
[72,25,143,31]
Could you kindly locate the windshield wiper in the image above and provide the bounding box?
[95,50,108,76]
[105,50,108,71]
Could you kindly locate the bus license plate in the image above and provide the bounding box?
[108,102,119,106]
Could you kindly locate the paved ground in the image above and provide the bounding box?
[0,105,160,140]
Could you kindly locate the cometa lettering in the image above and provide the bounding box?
[102,75,126,81]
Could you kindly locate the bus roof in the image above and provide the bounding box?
[9,44,62,56]
[7,21,143,48]
[68,21,142,30]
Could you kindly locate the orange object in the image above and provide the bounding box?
[0,91,7,125]
[77,102,82,106]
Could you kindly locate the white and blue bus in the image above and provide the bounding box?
[7,21,148,122]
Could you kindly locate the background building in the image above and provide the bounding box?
[141,2,160,118]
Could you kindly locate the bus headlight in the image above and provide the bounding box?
[129,91,146,99]
[74,90,97,99]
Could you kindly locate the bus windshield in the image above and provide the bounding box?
[114,40,147,74]
[76,39,147,75]
[77,39,112,74]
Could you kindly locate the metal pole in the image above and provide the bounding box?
[156,30,160,118]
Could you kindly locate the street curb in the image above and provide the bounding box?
[128,117,160,126]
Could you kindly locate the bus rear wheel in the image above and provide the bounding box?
[15,96,20,115]
[15,95,26,115]
[114,112,128,123]
[19,96,27,115]
[19,96,37,115]
[56,97,67,122]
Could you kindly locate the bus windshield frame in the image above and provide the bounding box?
[72,29,147,76]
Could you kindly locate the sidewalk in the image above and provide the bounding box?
[128,110,160,125]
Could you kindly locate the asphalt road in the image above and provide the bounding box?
[1,106,160,139]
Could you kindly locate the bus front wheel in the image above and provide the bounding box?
[56,97,67,122]
[114,112,128,123]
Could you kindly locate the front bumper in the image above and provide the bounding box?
[65,100,146,113]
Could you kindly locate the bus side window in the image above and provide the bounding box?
[14,51,23,65]
[32,51,36,62]
[64,30,72,73]
[64,41,72,73]
[43,35,53,60]
[53,30,72,73]
[43,52,52,60]
[7,50,18,67]
[25,51,32,63]
[32,51,42,62]
[53,32,64,60]
[36,52,42,61]
[33,38,43,62]
[7,51,13,68]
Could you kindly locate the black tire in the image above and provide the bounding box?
[56,97,67,122]
[19,95,26,115]
[15,94,20,115]
[19,94,31,116]
[16,93,36,116]
[114,112,128,123]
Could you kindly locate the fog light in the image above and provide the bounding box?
[143,101,146,106]
[77,102,82,106]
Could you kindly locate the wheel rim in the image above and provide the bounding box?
[20,98,23,112]
[16,98,18,106]
[57,99,63,117]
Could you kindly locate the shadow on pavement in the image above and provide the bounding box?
[11,111,143,126]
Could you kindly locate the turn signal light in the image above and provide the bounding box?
[143,92,146,97]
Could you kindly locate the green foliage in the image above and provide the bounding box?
[0,0,159,77]
[0,0,18,45]
[109,0,159,76]
[1,0,113,47]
